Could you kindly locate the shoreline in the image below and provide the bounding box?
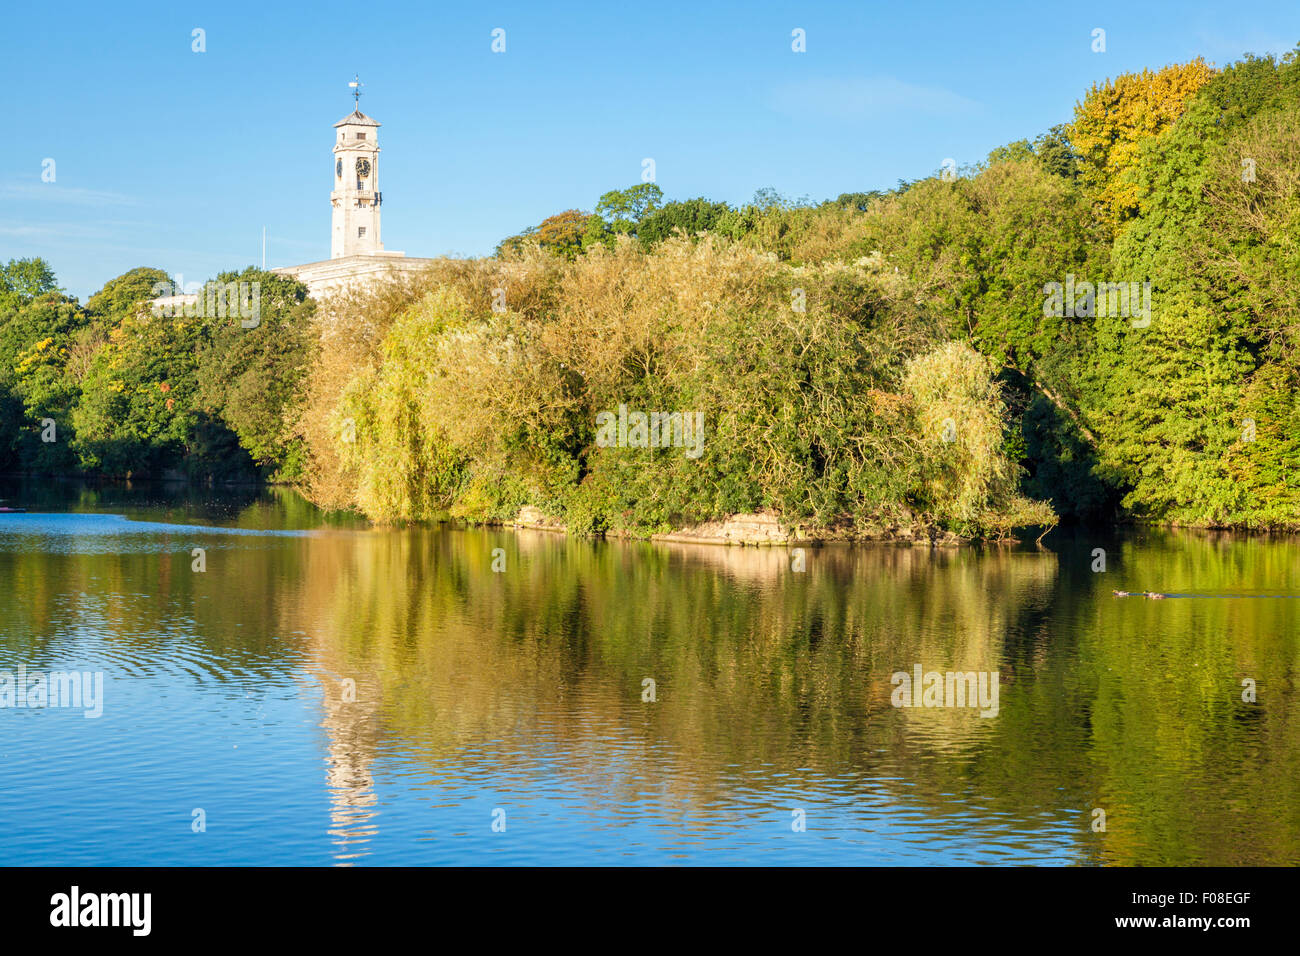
[10,473,1300,543]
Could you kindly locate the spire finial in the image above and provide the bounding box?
[348,74,364,111]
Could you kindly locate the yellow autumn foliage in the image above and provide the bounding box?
[1070,58,1216,230]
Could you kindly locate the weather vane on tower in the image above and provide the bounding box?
[348,74,364,110]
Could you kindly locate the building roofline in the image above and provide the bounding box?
[334,110,381,128]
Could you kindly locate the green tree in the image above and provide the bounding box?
[594,183,663,226]
[0,258,58,315]
[84,266,170,331]
[194,268,315,478]
[829,191,888,212]
[638,198,735,247]
[1,294,87,471]
[1033,124,1080,180]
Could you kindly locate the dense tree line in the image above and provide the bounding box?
[483,48,1300,531]
[0,261,312,481]
[4,47,1298,535]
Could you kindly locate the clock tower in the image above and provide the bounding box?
[331,76,383,258]
[268,78,435,300]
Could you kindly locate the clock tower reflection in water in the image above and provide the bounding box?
[331,75,384,258]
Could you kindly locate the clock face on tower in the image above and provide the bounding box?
[355,158,371,179]
[336,159,342,178]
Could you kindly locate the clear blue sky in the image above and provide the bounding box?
[3,0,1298,300]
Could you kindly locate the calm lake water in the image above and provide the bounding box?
[1,479,1297,866]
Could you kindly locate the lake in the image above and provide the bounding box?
[1,479,1297,865]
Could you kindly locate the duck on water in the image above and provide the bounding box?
[1112,590,1169,599]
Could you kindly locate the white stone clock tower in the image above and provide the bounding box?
[265,78,436,301]
[331,78,384,258]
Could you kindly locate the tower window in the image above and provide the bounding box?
[358,227,366,238]
[356,132,367,140]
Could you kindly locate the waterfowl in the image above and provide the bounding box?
[1112,590,1133,597]
[1143,591,1168,600]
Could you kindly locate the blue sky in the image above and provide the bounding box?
[3,0,1298,300]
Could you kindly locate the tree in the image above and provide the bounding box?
[829,191,887,212]
[1032,125,1079,180]
[194,268,315,477]
[0,258,58,314]
[748,187,810,212]
[985,139,1034,166]
[71,290,210,475]
[1087,297,1254,524]
[579,184,667,250]
[535,210,594,258]
[1085,51,1300,526]
[498,210,594,259]
[1069,58,1216,231]
[69,267,312,479]
[0,293,87,471]
[84,266,169,330]
[593,183,663,226]
[637,198,734,247]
